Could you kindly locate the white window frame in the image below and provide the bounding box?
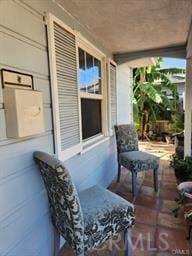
[76,36,109,146]
[47,13,110,160]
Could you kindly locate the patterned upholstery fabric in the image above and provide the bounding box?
[79,185,135,250]
[33,151,135,255]
[115,124,139,154]
[115,124,159,171]
[119,151,159,173]
[33,151,84,254]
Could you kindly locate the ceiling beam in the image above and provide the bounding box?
[114,44,186,65]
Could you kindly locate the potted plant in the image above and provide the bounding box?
[173,182,192,218]
[173,199,192,241]
[170,155,192,183]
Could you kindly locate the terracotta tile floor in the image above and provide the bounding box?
[60,142,189,256]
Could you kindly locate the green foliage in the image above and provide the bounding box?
[169,112,184,134]
[170,154,192,181]
[133,58,184,138]
[172,188,186,218]
[171,154,192,219]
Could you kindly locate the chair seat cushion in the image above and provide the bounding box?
[79,185,135,250]
[119,151,159,172]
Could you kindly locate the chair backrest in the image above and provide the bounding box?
[115,124,139,154]
[33,151,84,254]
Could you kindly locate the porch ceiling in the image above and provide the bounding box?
[58,0,192,57]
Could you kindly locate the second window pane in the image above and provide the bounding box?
[81,99,102,140]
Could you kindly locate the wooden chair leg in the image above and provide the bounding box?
[117,162,121,182]
[124,228,132,256]
[131,171,137,197]
[153,168,158,192]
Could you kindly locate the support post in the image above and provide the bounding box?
[184,57,192,157]
[185,22,192,157]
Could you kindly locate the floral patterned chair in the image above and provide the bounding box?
[33,151,135,256]
[115,124,160,196]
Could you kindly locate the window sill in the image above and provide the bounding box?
[80,135,110,154]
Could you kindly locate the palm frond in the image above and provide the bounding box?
[136,82,162,104]
[133,57,184,137]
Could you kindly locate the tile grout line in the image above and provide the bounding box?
[154,165,164,255]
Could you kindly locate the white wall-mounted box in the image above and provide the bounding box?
[4,88,45,138]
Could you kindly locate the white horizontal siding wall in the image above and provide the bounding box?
[0,0,55,255]
[0,0,132,255]
[116,64,133,124]
[65,137,118,192]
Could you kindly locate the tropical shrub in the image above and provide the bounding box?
[133,58,185,139]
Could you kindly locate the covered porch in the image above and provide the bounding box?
[1,1,192,256]
[59,0,192,157]
[61,142,188,256]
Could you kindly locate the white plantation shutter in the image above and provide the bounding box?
[47,15,81,161]
[109,62,117,134]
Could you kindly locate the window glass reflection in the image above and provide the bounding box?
[78,48,101,94]
[86,52,95,93]
[94,58,101,94]
[79,48,86,92]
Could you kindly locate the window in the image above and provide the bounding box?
[81,99,102,140]
[79,48,101,94]
[78,47,104,141]
[47,14,112,160]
